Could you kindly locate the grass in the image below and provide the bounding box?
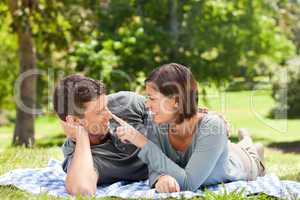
[0,89,300,199]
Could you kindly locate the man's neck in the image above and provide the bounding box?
[88,133,107,145]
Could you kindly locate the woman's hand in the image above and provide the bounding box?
[111,113,148,148]
[155,175,180,193]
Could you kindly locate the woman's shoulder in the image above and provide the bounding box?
[197,113,227,137]
[200,113,224,124]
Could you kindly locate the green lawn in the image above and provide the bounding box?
[0,89,299,199]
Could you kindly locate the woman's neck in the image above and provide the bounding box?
[169,113,202,138]
[168,113,203,151]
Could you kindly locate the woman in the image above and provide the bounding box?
[113,63,266,193]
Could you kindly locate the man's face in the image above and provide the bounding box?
[81,94,111,139]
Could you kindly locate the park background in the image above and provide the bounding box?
[0,0,299,199]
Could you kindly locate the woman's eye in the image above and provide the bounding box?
[145,95,154,100]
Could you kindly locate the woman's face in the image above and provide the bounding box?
[145,83,178,124]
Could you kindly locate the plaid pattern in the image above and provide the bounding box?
[0,159,299,199]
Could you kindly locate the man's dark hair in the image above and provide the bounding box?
[145,63,198,124]
[53,75,106,121]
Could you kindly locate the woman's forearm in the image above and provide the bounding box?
[138,135,225,191]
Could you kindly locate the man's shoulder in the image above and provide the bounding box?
[108,91,146,116]
[108,91,145,104]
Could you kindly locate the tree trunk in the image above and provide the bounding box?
[9,0,37,147]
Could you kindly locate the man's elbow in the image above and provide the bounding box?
[65,180,97,196]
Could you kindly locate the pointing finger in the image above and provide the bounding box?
[111,113,128,126]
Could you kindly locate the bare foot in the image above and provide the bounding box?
[238,128,252,141]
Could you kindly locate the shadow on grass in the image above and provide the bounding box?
[267,140,300,154]
[229,136,240,143]
[36,134,65,148]
[267,108,300,120]
[0,185,20,190]
[280,173,300,182]
[229,136,270,144]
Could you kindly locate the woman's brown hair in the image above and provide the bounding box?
[145,63,198,124]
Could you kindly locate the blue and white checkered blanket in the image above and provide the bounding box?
[0,159,299,199]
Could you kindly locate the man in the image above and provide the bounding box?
[53,75,149,196]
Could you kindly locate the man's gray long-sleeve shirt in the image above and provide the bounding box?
[62,91,149,184]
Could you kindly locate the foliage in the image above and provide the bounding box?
[273,0,300,53]
[29,0,100,110]
[271,57,300,118]
[0,2,18,109]
[69,0,296,89]
[0,0,298,109]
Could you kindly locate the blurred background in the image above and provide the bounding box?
[0,0,299,197]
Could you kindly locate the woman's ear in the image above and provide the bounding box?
[174,101,179,108]
[172,95,180,109]
[171,96,179,111]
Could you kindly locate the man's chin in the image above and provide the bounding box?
[88,133,105,139]
[88,133,107,145]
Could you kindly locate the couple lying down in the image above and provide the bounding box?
[53,63,266,196]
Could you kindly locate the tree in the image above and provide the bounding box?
[70,0,295,89]
[271,57,300,118]
[4,0,103,146]
[8,0,37,147]
[0,2,18,110]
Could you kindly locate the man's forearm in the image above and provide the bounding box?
[65,131,98,195]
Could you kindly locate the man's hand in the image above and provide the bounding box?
[60,120,87,141]
[213,112,231,138]
[203,110,231,138]
[110,113,148,148]
[199,107,231,137]
[155,175,180,193]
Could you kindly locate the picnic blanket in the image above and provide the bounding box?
[0,159,299,199]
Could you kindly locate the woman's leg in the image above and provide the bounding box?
[237,128,266,177]
[254,143,266,176]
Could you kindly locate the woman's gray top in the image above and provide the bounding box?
[138,114,246,191]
